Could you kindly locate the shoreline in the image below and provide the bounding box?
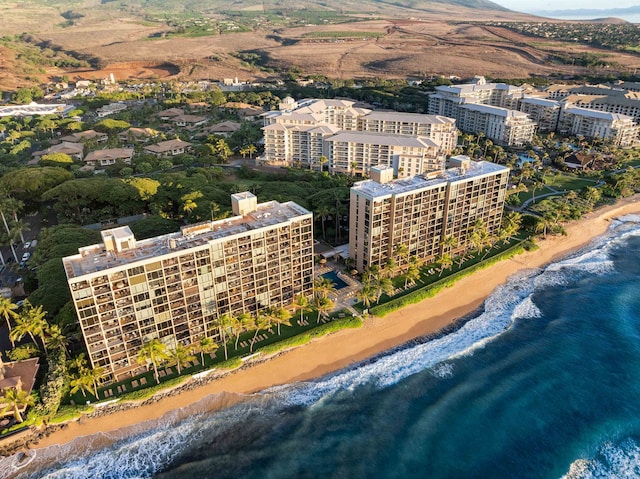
[27,196,640,452]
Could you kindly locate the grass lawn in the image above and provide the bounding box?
[516,185,557,204]
[544,174,597,191]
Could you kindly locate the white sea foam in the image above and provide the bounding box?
[14,215,640,479]
[562,438,640,479]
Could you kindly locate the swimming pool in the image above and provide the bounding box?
[320,271,349,290]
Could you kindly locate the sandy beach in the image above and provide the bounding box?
[32,196,640,450]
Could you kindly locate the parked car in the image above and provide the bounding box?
[23,241,31,249]
[21,252,30,263]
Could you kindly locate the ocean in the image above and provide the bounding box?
[4,214,640,479]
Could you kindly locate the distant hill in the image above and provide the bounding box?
[532,5,640,21]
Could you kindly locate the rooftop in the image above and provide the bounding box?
[352,160,508,200]
[361,111,456,124]
[460,103,530,118]
[63,199,312,279]
[326,131,439,148]
[564,106,634,122]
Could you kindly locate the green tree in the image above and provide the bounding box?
[1,387,34,423]
[0,297,18,348]
[168,344,196,375]
[313,295,334,323]
[293,294,309,324]
[40,152,74,168]
[249,312,271,352]
[197,337,218,365]
[10,300,48,353]
[137,339,169,384]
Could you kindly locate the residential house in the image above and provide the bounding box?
[84,148,134,168]
[143,139,192,157]
[60,129,108,144]
[33,141,84,162]
[118,127,158,144]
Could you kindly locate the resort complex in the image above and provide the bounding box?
[349,157,509,273]
[261,98,458,177]
[428,77,640,147]
[63,193,314,382]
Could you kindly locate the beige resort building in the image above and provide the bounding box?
[261,98,458,178]
[63,193,314,383]
[349,158,509,273]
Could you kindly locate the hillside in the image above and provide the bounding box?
[1,0,639,91]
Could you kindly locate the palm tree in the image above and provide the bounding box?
[293,294,309,324]
[168,344,196,375]
[314,276,336,300]
[246,144,257,159]
[315,205,331,240]
[273,307,292,335]
[0,297,18,348]
[437,253,453,277]
[313,295,334,323]
[440,235,459,256]
[394,243,409,270]
[10,218,29,245]
[23,301,48,353]
[318,155,328,172]
[215,313,234,359]
[137,339,169,384]
[69,371,94,399]
[45,324,69,358]
[249,312,271,353]
[230,312,250,350]
[404,263,420,288]
[197,337,217,365]
[10,300,48,352]
[375,277,394,304]
[357,284,377,308]
[1,387,34,423]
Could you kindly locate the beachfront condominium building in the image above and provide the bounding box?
[261,98,458,176]
[559,107,639,147]
[349,158,509,273]
[63,193,314,383]
[457,104,537,146]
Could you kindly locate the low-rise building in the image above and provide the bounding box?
[143,139,192,157]
[84,148,134,168]
[118,127,158,144]
[33,141,84,161]
[60,129,108,144]
[97,102,128,118]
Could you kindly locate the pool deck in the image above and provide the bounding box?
[315,263,361,314]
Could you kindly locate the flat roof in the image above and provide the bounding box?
[326,131,438,148]
[352,160,508,200]
[361,111,455,124]
[64,200,312,279]
[564,107,634,122]
[521,97,562,108]
[459,103,529,118]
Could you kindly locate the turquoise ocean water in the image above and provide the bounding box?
[4,214,640,479]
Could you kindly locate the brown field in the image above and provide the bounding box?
[1,4,640,90]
